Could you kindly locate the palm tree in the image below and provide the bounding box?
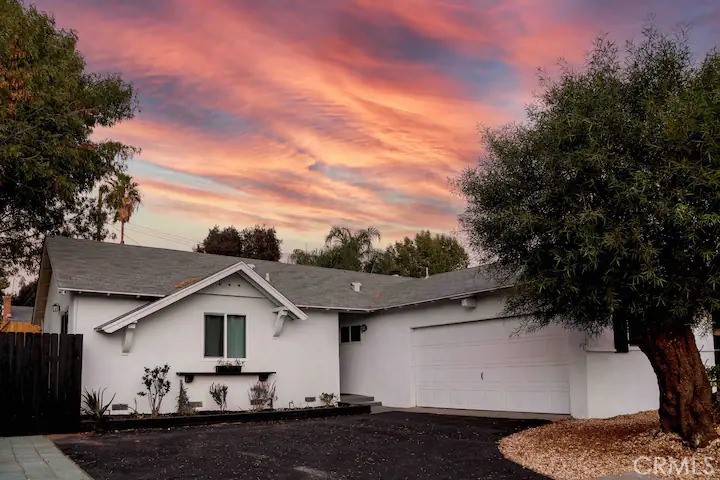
[107,173,141,244]
[324,226,380,271]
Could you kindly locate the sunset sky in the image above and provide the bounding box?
[35,0,720,254]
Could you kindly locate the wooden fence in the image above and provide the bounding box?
[0,332,83,436]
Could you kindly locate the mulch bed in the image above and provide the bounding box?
[500,410,720,479]
[54,411,548,479]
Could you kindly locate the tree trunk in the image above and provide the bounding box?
[637,324,718,448]
[120,221,125,244]
[95,190,104,241]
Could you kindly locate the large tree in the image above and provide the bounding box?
[457,26,720,446]
[195,225,282,261]
[290,226,381,272]
[0,0,137,275]
[376,230,469,277]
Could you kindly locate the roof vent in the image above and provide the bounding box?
[265,272,271,282]
[351,282,362,292]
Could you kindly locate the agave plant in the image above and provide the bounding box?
[81,387,116,421]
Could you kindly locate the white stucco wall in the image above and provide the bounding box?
[69,273,339,414]
[340,292,716,419]
[42,272,74,334]
[582,326,715,418]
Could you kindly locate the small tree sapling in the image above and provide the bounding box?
[137,364,171,416]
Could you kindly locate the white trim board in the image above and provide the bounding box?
[95,262,307,334]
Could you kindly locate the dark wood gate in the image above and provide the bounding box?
[0,332,83,436]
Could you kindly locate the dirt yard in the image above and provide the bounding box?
[54,411,548,479]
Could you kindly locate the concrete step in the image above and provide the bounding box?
[340,394,382,407]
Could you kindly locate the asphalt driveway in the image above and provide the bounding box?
[53,411,548,479]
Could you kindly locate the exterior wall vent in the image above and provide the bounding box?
[351,282,362,292]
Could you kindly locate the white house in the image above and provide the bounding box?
[33,236,715,418]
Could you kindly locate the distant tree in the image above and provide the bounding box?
[456,27,720,446]
[290,226,381,272]
[107,173,142,244]
[13,277,36,306]
[196,226,242,256]
[0,0,138,274]
[377,231,469,277]
[195,225,282,261]
[239,225,282,261]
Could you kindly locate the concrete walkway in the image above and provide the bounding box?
[0,436,92,480]
[371,405,570,422]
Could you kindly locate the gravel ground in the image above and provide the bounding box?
[53,411,547,479]
[500,411,720,479]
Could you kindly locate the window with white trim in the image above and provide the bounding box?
[340,325,361,343]
[204,313,246,358]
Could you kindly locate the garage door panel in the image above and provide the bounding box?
[412,319,570,414]
[483,365,569,384]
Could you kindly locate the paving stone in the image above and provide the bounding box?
[0,435,92,480]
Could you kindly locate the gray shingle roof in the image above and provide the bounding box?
[45,236,509,311]
[7,306,33,323]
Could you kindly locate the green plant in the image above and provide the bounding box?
[248,381,277,410]
[81,388,116,422]
[176,380,195,415]
[319,392,337,407]
[209,383,228,411]
[137,364,171,416]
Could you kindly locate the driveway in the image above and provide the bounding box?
[53,411,548,479]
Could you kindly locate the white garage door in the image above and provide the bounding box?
[412,319,570,414]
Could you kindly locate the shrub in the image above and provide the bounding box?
[209,383,228,411]
[319,392,338,407]
[81,387,115,425]
[177,380,195,415]
[137,364,171,416]
[248,381,277,410]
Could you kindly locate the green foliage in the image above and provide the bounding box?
[13,277,36,306]
[81,387,115,422]
[376,230,469,277]
[290,226,382,272]
[209,382,228,411]
[176,380,195,415]
[290,226,468,277]
[107,173,141,228]
[195,225,282,261]
[456,25,720,336]
[137,364,171,416]
[0,0,138,274]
